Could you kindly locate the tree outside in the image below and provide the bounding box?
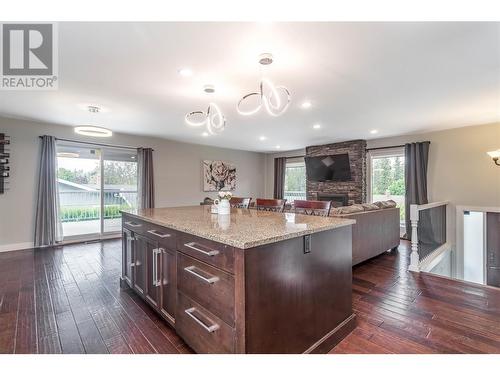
[371,156,405,225]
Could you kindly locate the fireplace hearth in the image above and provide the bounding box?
[316,192,349,207]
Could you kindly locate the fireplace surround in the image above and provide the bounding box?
[306,140,367,205]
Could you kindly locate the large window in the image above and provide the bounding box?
[57,141,137,239]
[284,158,306,202]
[367,148,406,235]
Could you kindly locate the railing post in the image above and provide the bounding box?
[408,204,420,272]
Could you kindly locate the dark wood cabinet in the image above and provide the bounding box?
[121,212,355,353]
[122,228,134,287]
[487,212,500,287]
[159,248,176,324]
[121,217,178,326]
[132,234,147,297]
[144,238,161,309]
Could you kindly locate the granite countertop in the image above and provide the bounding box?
[122,206,355,249]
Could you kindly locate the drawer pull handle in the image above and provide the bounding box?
[148,229,171,238]
[125,221,142,228]
[184,307,220,333]
[184,242,219,256]
[184,266,219,284]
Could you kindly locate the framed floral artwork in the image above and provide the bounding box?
[203,160,236,191]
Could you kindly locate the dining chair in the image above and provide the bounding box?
[229,197,252,209]
[293,200,332,217]
[254,198,287,212]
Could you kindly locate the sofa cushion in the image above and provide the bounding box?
[333,204,365,215]
[362,203,380,211]
[374,200,398,209]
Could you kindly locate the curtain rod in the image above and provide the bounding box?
[39,136,153,151]
[366,144,405,151]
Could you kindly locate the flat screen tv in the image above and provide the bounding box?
[305,154,352,182]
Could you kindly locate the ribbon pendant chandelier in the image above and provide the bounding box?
[185,85,226,135]
[237,53,291,117]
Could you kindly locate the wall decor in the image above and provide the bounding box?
[0,133,10,194]
[203,160,236,191]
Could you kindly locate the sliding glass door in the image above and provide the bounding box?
[56,141,137,239]
[102,148,138,233]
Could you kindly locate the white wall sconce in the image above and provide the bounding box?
[487,149,500,166]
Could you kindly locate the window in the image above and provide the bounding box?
[367,148,406,236]
[284,158,306,202]
[57,141,138,239]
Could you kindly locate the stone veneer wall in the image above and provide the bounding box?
[306,140,367,205]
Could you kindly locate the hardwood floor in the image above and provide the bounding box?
[0,239,499,354]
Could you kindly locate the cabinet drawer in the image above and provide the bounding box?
[123,216,145,234]
[178,233,234,274]
[176,292,234,354]
[178,253,235,325]
[143,222,177,249]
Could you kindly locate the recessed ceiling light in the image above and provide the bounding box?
[370,129,378,134]
[259,136,267,141]
[131,156,136,159]
[275,145,281,149]
[202,132,209,137]
[313,124,321,129]
[301,101,312,109]
[178,68,193,77]
[74,126,113,138]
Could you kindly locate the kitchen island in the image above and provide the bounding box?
[120,206,356,353]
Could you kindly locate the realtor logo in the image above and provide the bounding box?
[1,23,58,90]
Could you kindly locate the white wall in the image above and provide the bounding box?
[0,116,266,249]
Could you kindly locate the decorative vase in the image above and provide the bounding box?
[218,199,231,215]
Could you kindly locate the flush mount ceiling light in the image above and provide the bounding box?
[237,53,291,117]
[313,124,321,129]
[370,129,379,134]
[74,106,113,138]
[185,86,226,135]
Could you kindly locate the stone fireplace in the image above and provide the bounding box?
[306,140,367,205]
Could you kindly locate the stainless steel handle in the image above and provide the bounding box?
[152,248,163,287]
[184,308,220,333]
[184,242,219,256]
[152,248,157,286]
[147,229,171,238]
[184,266,219,284]
[125,221,142,228]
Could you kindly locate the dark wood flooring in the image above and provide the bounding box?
[1,239,500,354]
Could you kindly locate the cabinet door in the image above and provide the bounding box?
[122,228,134,287]
[159,248,177,324]
[145,239,161,308]
[133,234,147,296]
[487,212,500,287]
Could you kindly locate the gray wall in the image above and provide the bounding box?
[0,116,266,249]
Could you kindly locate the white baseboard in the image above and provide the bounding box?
[0,242,33,253]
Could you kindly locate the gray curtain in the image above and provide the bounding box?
[34,135,62,247]
[274,157,286,199]
[404,141,430,239]
[138,147,155,209]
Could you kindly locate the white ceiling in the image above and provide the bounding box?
[0,22,499,152]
